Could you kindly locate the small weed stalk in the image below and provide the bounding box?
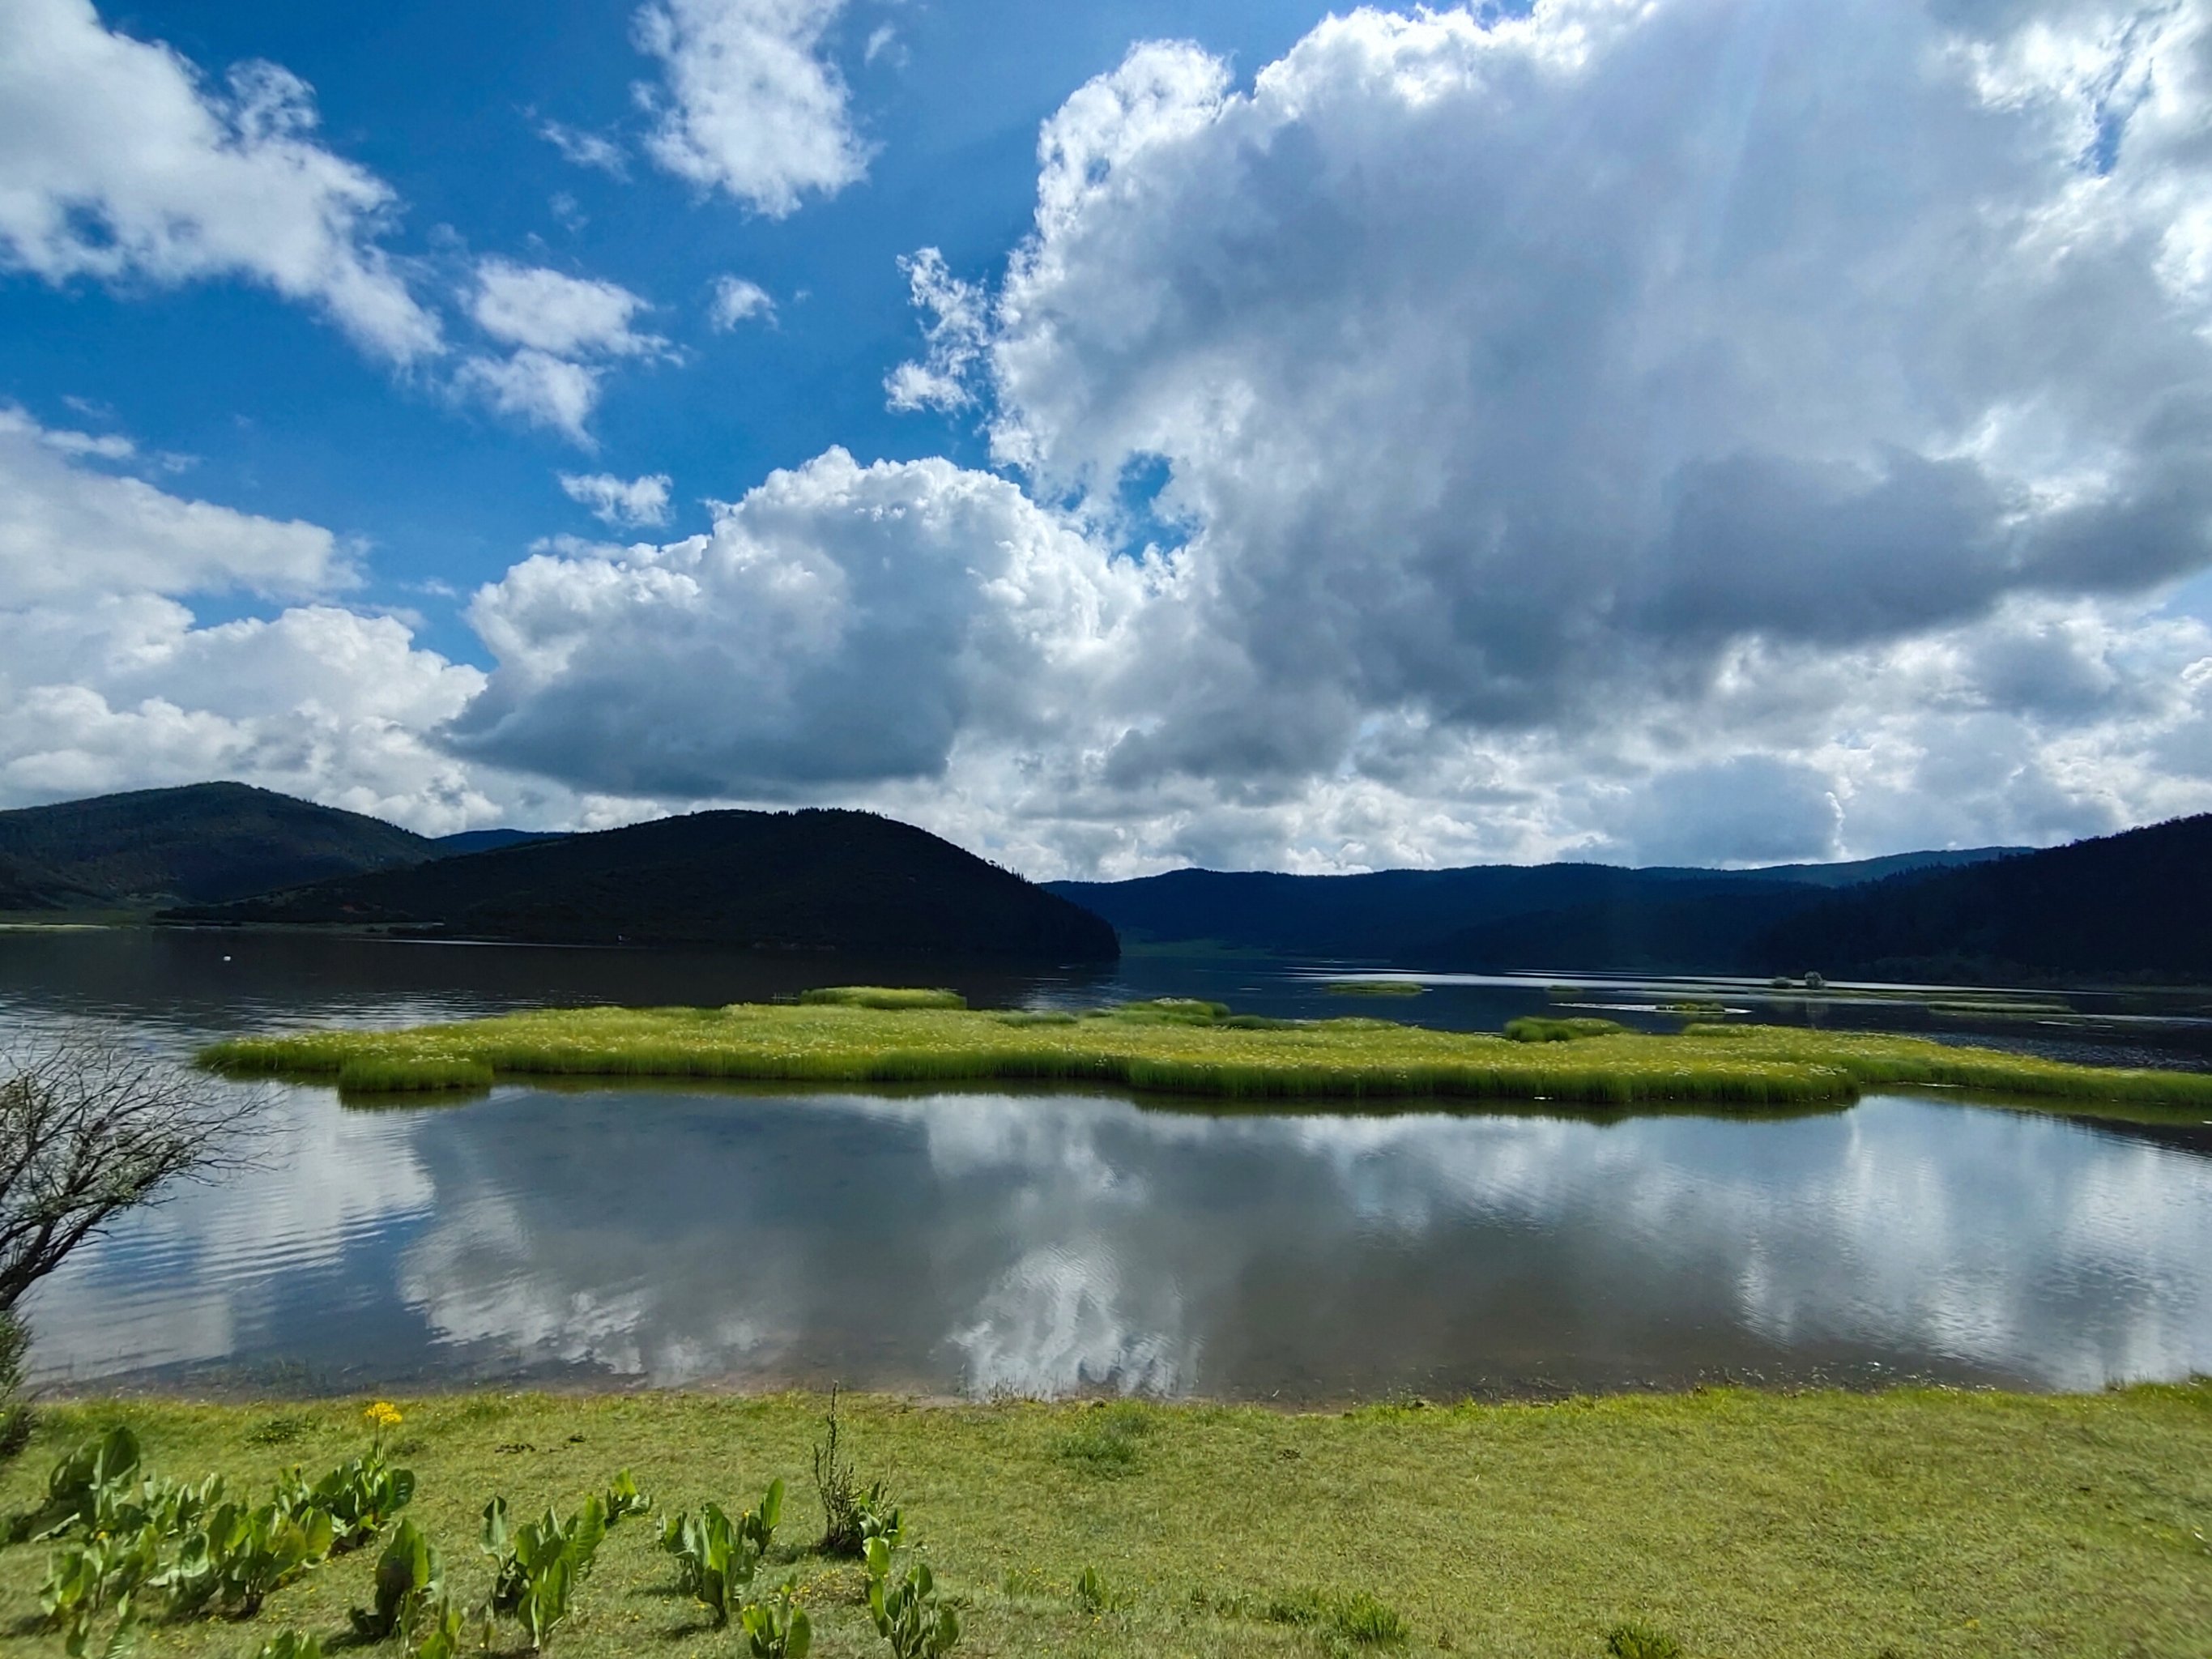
[410,1595,471,1659]
[1262,1586,1409,1648]
[814,1388,895,1557]
[603,1469,651,1524]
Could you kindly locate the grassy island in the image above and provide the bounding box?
[2,1384,2206,1658]
[195,994,2212,1118]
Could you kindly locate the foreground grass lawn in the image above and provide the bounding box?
[2,1384,2207,1657]
[198,996,2212,1118]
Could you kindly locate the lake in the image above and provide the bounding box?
[6,928,2210,1399]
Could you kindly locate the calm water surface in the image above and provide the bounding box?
[5,929,2210,1399]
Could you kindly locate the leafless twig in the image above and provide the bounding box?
[0,1025,263,1309]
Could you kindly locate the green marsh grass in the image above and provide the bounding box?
[795,986,968,1010]
[194,1000,2212,1119]
[334,1055,494,1094]
[4,1385,2201,1659]
[1502,1016,1628,1043]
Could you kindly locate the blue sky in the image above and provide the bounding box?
[3,1,1323,660]
[5,0,2212,876]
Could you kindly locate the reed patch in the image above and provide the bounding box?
[196,999,2212,1119]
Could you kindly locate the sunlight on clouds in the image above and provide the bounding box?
[450,447,1154,799]
[455,262,668,446]
[9,1,2212,873]
[635,0,870,216]
[0,0,439,360]
[884,249,987,413]
[0,407,344,603]
[0,414,509,833]
[470,261,663,360]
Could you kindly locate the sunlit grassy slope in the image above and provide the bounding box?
[2,1385,2206,1659]
[196,996,2212,1115]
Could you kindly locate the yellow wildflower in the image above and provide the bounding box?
[364,1400,403,1431]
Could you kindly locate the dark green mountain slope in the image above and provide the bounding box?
[1753,814,2212,982]
[0,783,437,908]
[168,807,1119,959]
[0,848,95,911]
[1046,847,2016,966]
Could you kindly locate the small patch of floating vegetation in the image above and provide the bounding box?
[1503,1017,1627,1043]
[1922,997,2075,1021]
[1326,980,1427,997]
[335,1055,494,1095]
[194,997,2212,1118]
[796,986,967,1010]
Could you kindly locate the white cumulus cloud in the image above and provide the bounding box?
[884,249,987,412]
[560,471,674,527]
[0,407,346,603]
[448,449,1153,800]
[634,0,870,216]
[708,275,776,329]
[470,260,661,359]
[0,409,517,834]
[458,261,666,445]
[15,0,2212,878]
[886,0,2212,871]
[0,0,439,360]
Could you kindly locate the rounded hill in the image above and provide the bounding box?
[166,806,1119,960]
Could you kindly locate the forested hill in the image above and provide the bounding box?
[168,807,1121,959]
[1751,814,2212,982]
[1046,847,2015,966]
[0,783,437,908]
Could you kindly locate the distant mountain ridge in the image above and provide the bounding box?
[9,780,2192,979]
[1753,814,2212,982]
[167,807,1120,959]
[1046,847,2018,968]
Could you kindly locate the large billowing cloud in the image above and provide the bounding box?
[438,0,2212,872]
[449,449,1153,798]
[11,0,2212,876]
[959,2,2212,783]
[634,0,870,216]
[0,0,439,360]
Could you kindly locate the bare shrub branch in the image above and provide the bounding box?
[0,1026,262,1309]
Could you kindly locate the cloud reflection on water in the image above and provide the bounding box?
[27,1085,2212,1398]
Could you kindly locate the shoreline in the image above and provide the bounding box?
[21,1359,2080,1412]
